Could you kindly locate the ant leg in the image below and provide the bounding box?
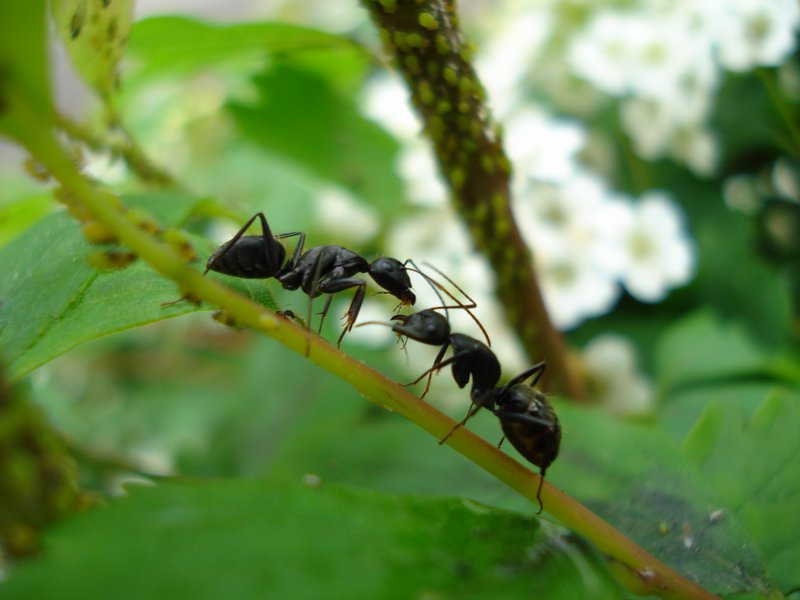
[492,407,554,429]
[277,231,305,272]
[535,468,547,515]
[402,348,461,387]
[503,362,547,392]
[403,262,490,346]
[318,295,334,334]
[438,402,482,445]
[304,295,315,357]
[204,212,262,274]
[313,279,366,347]
[419,343,450,399]
[497,435,506,449]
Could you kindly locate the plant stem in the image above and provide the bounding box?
[13,111,718,599]
[56,112,177,188]
[359,0,585,400]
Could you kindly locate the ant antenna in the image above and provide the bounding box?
[404,262,491,347]
[403,259,448,319]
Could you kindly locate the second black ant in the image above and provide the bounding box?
[363,265,561,512]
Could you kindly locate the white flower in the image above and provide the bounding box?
[567,11,635,96]
[514,172,627,278]
[513,173,627,329]
[715,0,800,72]
[670,126,719,176]
[504,107,586,184]
[583,334,654,416]
[476,7,554,117]
[620,98,719,175]
[615,191,695,302]
[535,243,622,330]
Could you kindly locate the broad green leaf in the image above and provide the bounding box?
[655,309,771,391]
[683,392,800,592]
[50,0,135,97]
[549,402,773,596]
[0,191,275,380]
[658,381,782,441]
[228,65,405,216]
[0,193,54,248]
[2,480,623,599]
[126,16,369,86]
[0,0,53,141]
[685,186,793,348]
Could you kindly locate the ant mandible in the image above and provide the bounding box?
[205,212,416,345]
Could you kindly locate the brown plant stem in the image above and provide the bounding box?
[360,0,585,400]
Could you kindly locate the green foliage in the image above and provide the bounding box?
[126,16,368,84]
[684,392,800,592]
[0,192,276,380]
[228,64,405,217]
[2,480,623,600]
[0,0,52,141]
[1,3,798,599]
[50,0,135,98]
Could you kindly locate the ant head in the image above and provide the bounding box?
[390,309,450,345]
[369,258,416,306]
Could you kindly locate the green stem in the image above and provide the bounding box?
[360,0,585,400]
[12,108,718,599]
[56,112,177,188]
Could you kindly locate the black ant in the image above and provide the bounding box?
[204,212,416,345]
[366,266,560,512]
[446,361,561,513]
[398,318,560,512]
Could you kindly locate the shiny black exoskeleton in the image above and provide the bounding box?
[408,333,559,513]
[205,212,416,345]
[393,311,498,399]
[389,266,492,398]
[489,362,561,513]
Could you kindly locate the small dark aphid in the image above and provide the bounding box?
[204,212,416,345]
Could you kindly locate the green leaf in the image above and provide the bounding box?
[0,0,53,141]
[0,193,54,248]
[0,191,275,380]
[228,64,405,216]
[550,401,773,596]
[658,381,781,441]
[2,480,623,599]
[126,16,368,84]
[50,0,135,97]
[655,309,771,391]
[683,391,800,592]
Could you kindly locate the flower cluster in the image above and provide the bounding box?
[362,72,696,331]
[566,0,799,175]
